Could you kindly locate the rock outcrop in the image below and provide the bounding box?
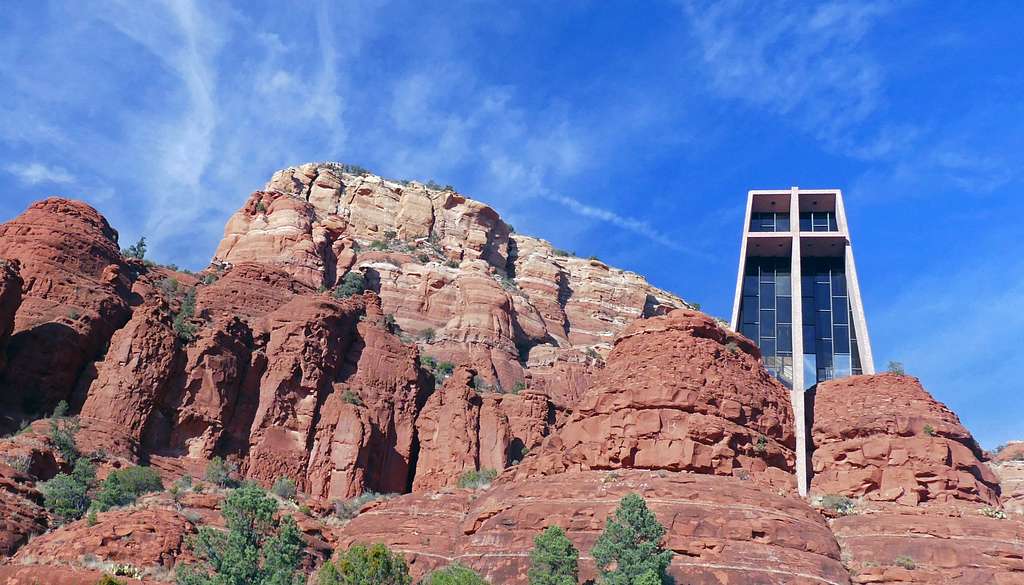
[213,163,687,396]
[812,374,1024,584]
[991,441,1024,516]
[516,309,796,485]
[0,198,132,412]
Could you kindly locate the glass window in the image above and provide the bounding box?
[803,354,817,390]
[776,214,790,231]
[816,311,832,337]
[800,212,812,231]
[741,297,758,324]
[760,310,776,336]
[777,325,792,352]
[816,340,833,367]
[832,298,848,324]
[833,325,850,353]
[760,282,775,306]
[803,325,815,351]
[742,323,758,342]
[829,213,838,231]
[815,283,832,309]
[776,272,791,295]
[834,354,852,378]
[777,300,792,324]
[802,297,815,321]
[743,274,758,295]
[831,271,847,296]
[761,337,776,357]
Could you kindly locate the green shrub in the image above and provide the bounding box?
[887,361,905,375]
[528,526,578,585]
[204,456,238,488]
[893,555,915,570]
[512,381,526,395]
[341,390,364,407]
[173,288,198,341]
[420,328,436,342]
[272,477,297,501]
[422,564,488,585]
[316,543,412,585]
[817,494,857,516]
[552,248,574,258]
[333,272,366,298]
[123,237,147,260]
[368,240,388,251]
[591,493,672,585]
[40,457,95,524]
[753,435,768,455]
[49,400,81,463]
[384,313,398,332]
[93,466,164,511]
[634,571,662,585]
[176,483,305,585]
[980,507,1007,519]
[923,424,936,437]
[333,492,395,520]
[97,576,127,585]
[457,468,497,490]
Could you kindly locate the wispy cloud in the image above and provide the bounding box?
[5,162,76,185]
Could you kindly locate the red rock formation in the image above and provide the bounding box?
[0,261,23,378]
[335,470,850,585]
[991,441,1024,516]
[811,374,999,506]
[812,374,1024,584]
[0,198,132,411]
[213,163,686,396]
[516,309,796,486]
[0,461,46,557]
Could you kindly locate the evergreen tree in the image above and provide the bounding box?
[315,543,412,585]
[422,564,489,585]
[39,457,95,524]
[591,493,672,585]
[528,526,578,585]
[176,483,305,585]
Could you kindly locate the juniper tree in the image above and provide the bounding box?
[591,493,673,585]
[528,526,578,585]
[315,543,412,585]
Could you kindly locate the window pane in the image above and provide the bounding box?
[760,283,775,306]
[832,297,848,324]
[831,272,847,296]
[742,324,758,342]
[833,325,850,353]
[803,354,817,389]
[777,300,792,324]
[829,213,838,231]
[800,212,812,231]
[802,297,815,321]
[803,325,815,352]
[741,297,758,324]
[777,325,792,352]
[834,354,852,378]
[760,310,776,336]
[761,337,776,357]
[776,272,791,295]
[814,283,832,309]
[743,274,758,295]
[816,340,833,366]
[776,214,790,231]
[816,311,832,337]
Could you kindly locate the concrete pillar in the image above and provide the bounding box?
[789,186,809,496]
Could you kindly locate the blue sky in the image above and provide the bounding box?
[1,1,1022,447]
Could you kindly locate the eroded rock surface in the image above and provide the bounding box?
[516,309,796,486]
[335,470,850,585]
[991,441,1024,516]
[812,374,1024,584]
[0,261,22,377]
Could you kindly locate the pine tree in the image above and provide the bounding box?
[528,526,579,585]
[315,543,412,585]
[591,493,673,585]
[176,483,305,585]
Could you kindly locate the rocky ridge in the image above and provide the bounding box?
[0,166,1020,584]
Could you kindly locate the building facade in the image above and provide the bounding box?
[730,187,875,493]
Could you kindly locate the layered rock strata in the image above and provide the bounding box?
[811,374,1024,584]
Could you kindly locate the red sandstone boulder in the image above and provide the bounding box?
[334,470,850,585]
[516,309,796,487]
[0,461,46,557]
[991,441,1024,516]
[811,374,1000,507]
[0,198,132,411]
[811,374,1024,584]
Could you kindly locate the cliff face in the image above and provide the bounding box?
[0,168,1020,585]
[214,162,688,403]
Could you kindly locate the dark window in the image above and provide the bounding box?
[742,323,758,341]
[760,310,776,337]
[833,325,850,353]
[831,272,847,296]
[743,274,758,295]
[803,325,815,351]
[816,311,832,337]
[832,298,848,324]
[777,300,792,324]
[800,212,812,231]
[814,283,832,309]
[741,297,758,324]
[777,325,792,352]
[761,338,776,357]
[760,282,775,306]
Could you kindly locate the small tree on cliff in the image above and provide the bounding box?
[315,543,412,585]
[422,564,489,585]
[39,456,95,524]
[591,493,673,585]
[528,526,578,585]
[176,483,305,585]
